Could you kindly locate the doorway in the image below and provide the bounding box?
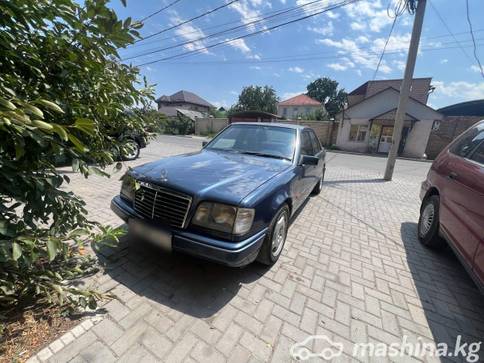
[378,126,393,153]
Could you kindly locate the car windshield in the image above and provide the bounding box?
[206,124,296,160]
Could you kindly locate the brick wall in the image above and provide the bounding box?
[425,116,483,159]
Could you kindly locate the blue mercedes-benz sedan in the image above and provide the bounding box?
[111,123,326,267]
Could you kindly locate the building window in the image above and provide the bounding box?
[305,107,310,114]
[349,125,368,142]
[283,108,287,116]
[293,107,298,116]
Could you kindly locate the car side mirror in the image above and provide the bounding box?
[300,155,319,166]
[202,141,208,147]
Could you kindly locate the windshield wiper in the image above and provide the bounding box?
[239,151,290,161]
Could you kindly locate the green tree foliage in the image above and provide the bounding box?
[232,86,279,114]
[306,77,347,118]
[0,0,153,314]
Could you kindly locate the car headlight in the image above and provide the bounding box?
[192,202,254,235]
[120,173,137,202]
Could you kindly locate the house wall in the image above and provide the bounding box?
[158,102,209,116]
[336,89,442,157]
[277,105,321,119]
[425,116,483,159]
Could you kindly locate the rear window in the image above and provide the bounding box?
[449,123,484,158]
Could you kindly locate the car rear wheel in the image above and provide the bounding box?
[418,195,445,249]
[257,205,290,266]
[122,139,140,161]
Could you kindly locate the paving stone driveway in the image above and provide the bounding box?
[41,136,483,362]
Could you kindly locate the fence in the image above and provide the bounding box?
[194,118,339,146]
[275,120,339,146]
[194,118,228,135]
[425,116,483,159]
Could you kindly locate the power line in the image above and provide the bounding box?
[428,0,472,62]
[122,0,334,61]
[139,0,184,23]
[135,0,361,66]
[373,15,399,79]
[465,0,484,78]
[138,39,484,66]
[133,0,240,44]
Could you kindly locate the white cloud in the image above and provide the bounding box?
[470,65,483,73]
[225,38,260,59]
[327,57,355,71]
[249,65,262,70]
[344,1,393,33]
[326,11,340,19]
[318,37,392,73]
[433,80,484,100]
[230,90,238,95]
[273,72,281,77]
[372,33,410,53]
[227,38,251,54]
[317,32,410,75]
[288,66,304,73]
[392,59,406,71]
[350,22,366,31]
[440,59,448,64]
[307,21,334,36]
[171,14,210,54]
[229,0,262,31]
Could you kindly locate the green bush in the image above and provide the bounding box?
[0,0,152,315]
[164,116,194,135]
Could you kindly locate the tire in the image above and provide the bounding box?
[418,195,446,249]
[121,139,140,161]
[311,165,325,195]
[257,205,290,266]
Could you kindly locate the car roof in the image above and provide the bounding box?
[229,122,306,130]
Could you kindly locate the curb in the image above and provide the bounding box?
[326,149,433,163]
[26,314,104,363]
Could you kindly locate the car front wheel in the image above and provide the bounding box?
[418,195,445,249]
[257,205,290,266]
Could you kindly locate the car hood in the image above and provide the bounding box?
[131,149,292,204]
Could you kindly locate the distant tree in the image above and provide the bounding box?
[306,77,347,118]
[209,107,226,118]
[233,86,279,114]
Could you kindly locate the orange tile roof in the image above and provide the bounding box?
[278,94,321,106]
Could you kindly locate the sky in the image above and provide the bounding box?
[111,0,484,110]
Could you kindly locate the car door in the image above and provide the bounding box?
[292,130,316,209]
[308,130,325,181]
[466,140,484,287]
[439,125,484,266]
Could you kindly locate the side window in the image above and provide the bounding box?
[450,127,484,158]
[300,131,314,156]
[308,131,322,154]
[470,141,484,165]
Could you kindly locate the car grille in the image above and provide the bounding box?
[134,182,192,228]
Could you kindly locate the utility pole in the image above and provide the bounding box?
[384,0,427,181]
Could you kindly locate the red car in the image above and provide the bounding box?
[419,120,484,292]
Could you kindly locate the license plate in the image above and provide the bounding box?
[129,219,172,251]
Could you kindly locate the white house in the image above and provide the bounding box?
[336,78,443,158]
[277,94,324,119]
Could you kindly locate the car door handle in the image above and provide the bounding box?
[448,172,458,180]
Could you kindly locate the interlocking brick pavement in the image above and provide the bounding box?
[35,136,483,363]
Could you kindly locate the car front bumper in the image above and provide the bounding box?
[111,195,266,267]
